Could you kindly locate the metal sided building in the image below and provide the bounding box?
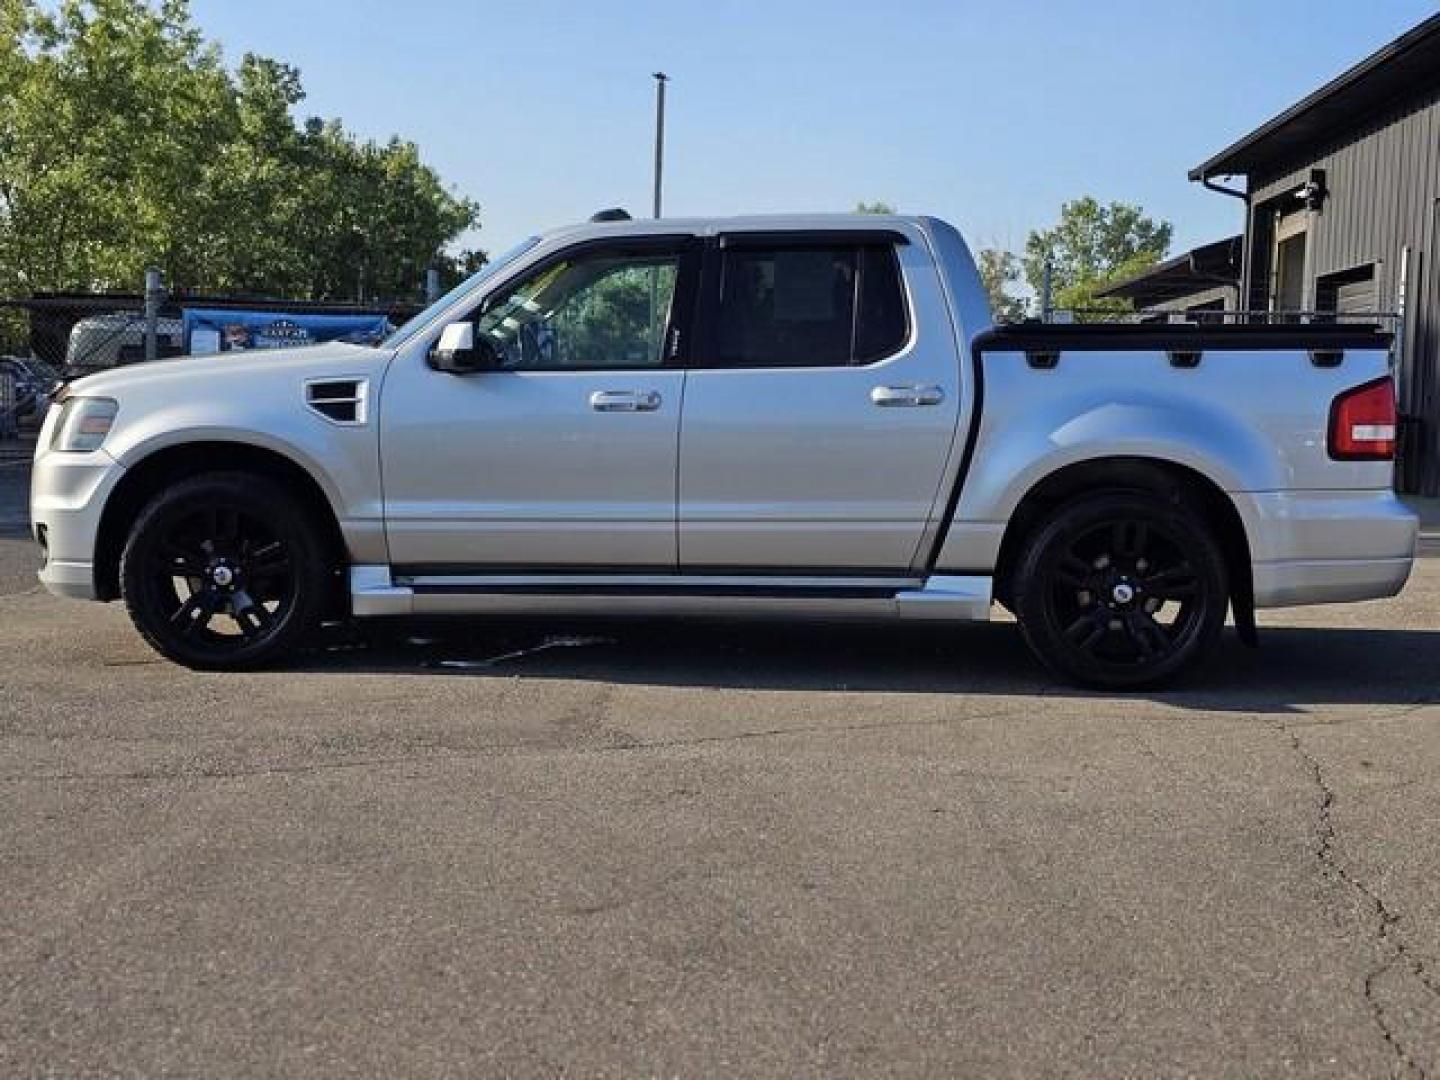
[1189,13,1440,494]
[1095,236,1243,321]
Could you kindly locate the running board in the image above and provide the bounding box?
[348,566,992,621]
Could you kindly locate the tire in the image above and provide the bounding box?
[119,472,331,670]
[1013,490,1228,689]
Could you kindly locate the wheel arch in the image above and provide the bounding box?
[94,440,347,602]
[992,455,1254,638]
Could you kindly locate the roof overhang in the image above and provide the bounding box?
[1189,13,1440,181]
[1095,236,1242,302]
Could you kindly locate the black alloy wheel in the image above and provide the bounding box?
[1014,491,1228,688]
[120,473,329,669]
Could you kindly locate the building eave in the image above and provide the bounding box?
[1189,12,1440,181]
[1094,236,1242,302]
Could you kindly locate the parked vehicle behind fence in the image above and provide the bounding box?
[64,313,186,379]
[28,213,1418,687]
[0,356,47,419]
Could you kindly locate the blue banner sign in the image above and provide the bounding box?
[182,309,392,354]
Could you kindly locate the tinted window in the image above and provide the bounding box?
[714,244,907,367]
[476,248,680,370]
[383,235,540,349]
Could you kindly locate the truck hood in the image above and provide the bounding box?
[66,341,388,398]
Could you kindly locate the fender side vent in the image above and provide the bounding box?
[306,378,368,425]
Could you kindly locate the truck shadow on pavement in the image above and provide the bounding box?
[291,618,1440,715]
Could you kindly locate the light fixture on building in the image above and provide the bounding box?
[1298,168,1327,211]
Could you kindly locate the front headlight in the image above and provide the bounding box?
[50,397,118,453]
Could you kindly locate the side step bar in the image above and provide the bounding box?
[349,566,992,622]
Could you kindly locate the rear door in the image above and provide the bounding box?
[677,229,963,572]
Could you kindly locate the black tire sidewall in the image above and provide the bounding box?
[119,472,328,670]
[1014,491,1228,689]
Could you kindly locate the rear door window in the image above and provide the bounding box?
[711,242,908,368]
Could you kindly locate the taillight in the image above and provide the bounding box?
[1328,376,1397,461]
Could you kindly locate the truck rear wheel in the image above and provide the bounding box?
[1013,491,1228,689]
[119,472,330,670]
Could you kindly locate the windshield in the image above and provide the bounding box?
[379,236,542,348]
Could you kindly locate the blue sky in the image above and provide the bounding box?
[188,0,1439,259]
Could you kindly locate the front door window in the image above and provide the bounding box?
[476,250,679,370]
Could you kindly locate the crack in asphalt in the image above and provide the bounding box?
[0,704,1032,784]
[1268,715,1440,1079]
[428,634,619,669]
[1282,697,1440,728]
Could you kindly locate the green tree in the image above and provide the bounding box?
[277,118,479,300]
[854,201,896,215]
[435,248,489,291]
[549,263,675,367]
[1022,197,1172,318]
[0,0,481,299]
[0,0,235,292]
[977,247,1027,323]
[193,54,309,294]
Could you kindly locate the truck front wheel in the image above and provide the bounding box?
[1013,491,1228,689]
[119,472,330,670]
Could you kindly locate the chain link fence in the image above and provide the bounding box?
[0,352,60,443]
[0,364,18,441]
[1,297,151,440]
[0,286,423,442]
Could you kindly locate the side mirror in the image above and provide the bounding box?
[427,321,497,373]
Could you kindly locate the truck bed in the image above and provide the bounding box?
[972,320,1392,356]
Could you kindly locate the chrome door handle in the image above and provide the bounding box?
[590,389,662,412]
[870,384,945,407]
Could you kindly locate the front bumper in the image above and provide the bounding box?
[30,447,126,602]
[1236,489,1418,608]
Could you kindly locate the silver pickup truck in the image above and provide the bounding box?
[30,213,1417,687]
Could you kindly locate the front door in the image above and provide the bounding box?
[678,232,963,572]
[381,237,697,570]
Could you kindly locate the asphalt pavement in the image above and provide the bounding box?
[2,455,1439,1077]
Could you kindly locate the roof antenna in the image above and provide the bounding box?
[590,208,632,223]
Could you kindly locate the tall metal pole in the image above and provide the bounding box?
[652,72,668,219]
[143,266,164,363]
